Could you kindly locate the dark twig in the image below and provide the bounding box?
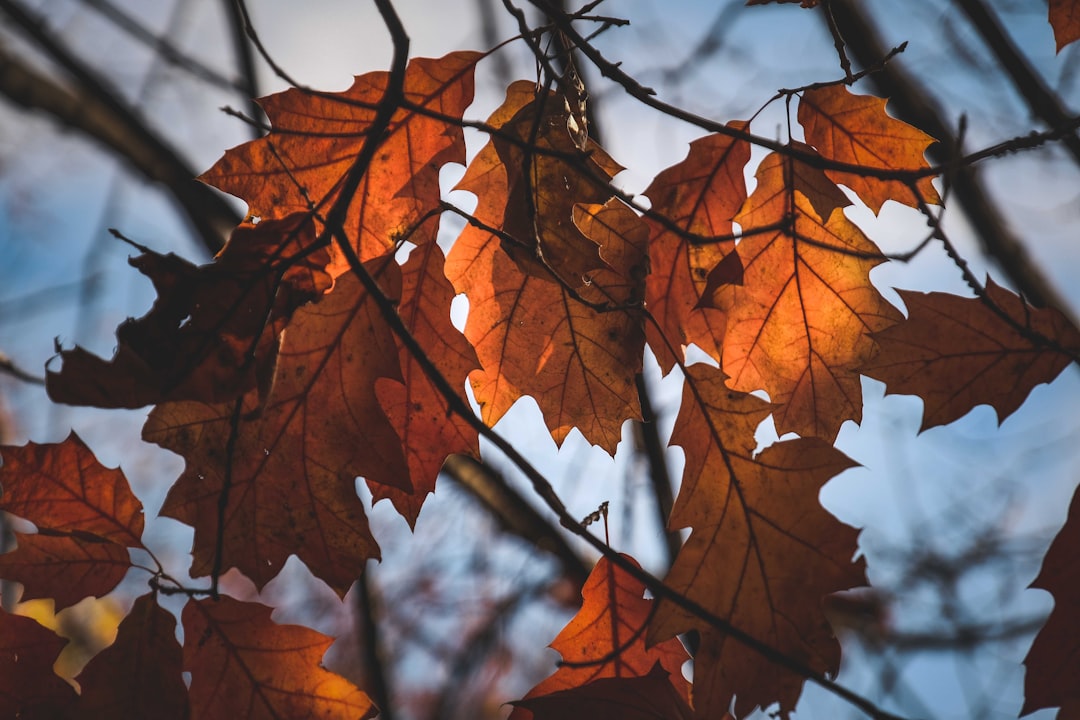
[356,570,396,720]
[954,0,1080,168]
[221,0,264,139]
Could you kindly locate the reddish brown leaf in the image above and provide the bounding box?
[373,241,480,525]
[183,596,375,720]
[1051,0,1080,51]
[798,85,940,214]
[47,215,330,409]
[643,127,750,372]
[514,663,695,720]
[145,264,408,594]
[861,279,1080,430]
[1024,482,1080,717]
[650,364,864,719]
[703,150,901,440]
[201,52,479,268]
[0,608,77,719]
[511,555,690,720]
[0,534,130,610]
[0,433,144,547]
[446,85,644,452]
[482,81,623,289]
[76,593,188,720]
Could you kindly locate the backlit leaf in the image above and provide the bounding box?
[145,264,407,594]
[76,593,188,720]
[446,85,644,453]
[183,596,375,720]
[650,364,864,719]
[511,555,690,719]
[0,534,130,610]
[514,663,695,720]
[0,433,144,547]
[643,127,750,372]
[861,279,1080,430]
[373,240,480,526]
[703,150,901,440]
[798,85,940,214]
[201,52,479,268]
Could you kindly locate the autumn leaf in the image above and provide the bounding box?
[650,363,864,719]
[145,264,408,594]
[861,279,1080,430]
[1050,0,1080,51]
[0,433,144,546]
[798,84,939,214]
[446,84,645,453]
[703,150,901,440]
[0,534,130,611]
[76,593,188,720]
[1023,483,1080,717]
[373,240,480,526]
[183,596,375,720]
[514,663,695,720]
[0,609,78,719]
[510,555,690,719]
[643,127,750,372]
[483,81,623,289]
[47,215,330,409]
[201,51,479,268]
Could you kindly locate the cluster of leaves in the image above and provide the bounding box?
[1,2,1079,718]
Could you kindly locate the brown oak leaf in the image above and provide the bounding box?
[201,52,479,269]
[643,126,750,372]
[514,663,695,720]
[145,263,408,594]
[798,84,940,214]
[0,609,77,719]
[1051,0,1080,51]
[861,279,1080,430]
[511,555,691,719]
[76,593,188,720]
[183,596,375,720]
[650,363,864,719]
[702,150,901,440]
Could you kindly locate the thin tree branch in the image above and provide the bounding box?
[634,373,679,570]
[356,570,396,720]
[0,0,239,254]
[954,0,1080,167]
[220,0,264,139]
[443,454,592,590]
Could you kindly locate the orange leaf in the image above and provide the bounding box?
[183,596,375,720]
[76,593,188,720]
[373,240,480,525]
[650,364,864,719]
[47,214,330,408]
[799,85,939,214]
[0,534,130,610]
[0,433,144,547]
[861,279,1080,430]
[145,264,408,594]
[704,151,901,440]
[1024,483,1080,717]
[201,52,479,267]
[0,609,77,719]
[447,85,644,452]
[1050,0,1080,51]
[514,663,695,720]
[510,555,690,720]
[643,127,750,372]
